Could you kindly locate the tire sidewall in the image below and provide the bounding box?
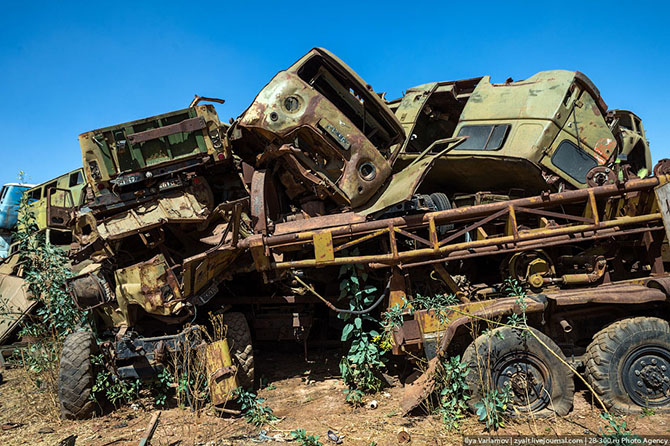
[223,312,255,388]
[464,326,573,417]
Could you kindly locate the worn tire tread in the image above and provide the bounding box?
[58,331,98,420]
[224,312,255,388]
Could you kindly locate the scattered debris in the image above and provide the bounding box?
[327,430,343,444]
[138,411,161,446]
[397,428,411,443]
[59,435,77,446]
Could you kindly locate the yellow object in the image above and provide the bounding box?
[205,339,238,406]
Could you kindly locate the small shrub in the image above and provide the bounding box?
[600,413,637,441]
[381,299,410,332]
[233,387,278,426]
[151,367,172,407]
[259,376,276,390]
[90,356,141,407]
[474,384,511,431]
[1,193,89,406]
[502,278,528,330]
[338,260,386,394]
[290,428,322,446]
[642,406,656,417]
[344,388,363,407]
[437,355,470,430]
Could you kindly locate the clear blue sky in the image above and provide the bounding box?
[1,1,668,187]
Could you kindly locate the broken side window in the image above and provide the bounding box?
[26,188,41,203]
[618,114,633,131]
[45,181,57,193]
[69,171,84,187]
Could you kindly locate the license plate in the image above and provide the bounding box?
[113,173,143,187]
[197,284,218,305]
[159,178,182,191]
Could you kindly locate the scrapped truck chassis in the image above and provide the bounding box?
[230,174,670,413]
[62,167,670,418]
[243,176,666,273]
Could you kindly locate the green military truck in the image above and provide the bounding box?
[390,71,652,199]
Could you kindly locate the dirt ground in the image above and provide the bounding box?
[1,347,668,446]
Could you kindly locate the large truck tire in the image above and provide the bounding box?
[463,326,574,417]
[58,331,98,419]
[224,312,255,389]
[585,317,670,413]
[429,192,454,233]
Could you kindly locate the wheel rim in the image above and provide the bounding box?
[494,352,552,412]
[622,345,670,407]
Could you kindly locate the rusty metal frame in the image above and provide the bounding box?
[239,177,668,273]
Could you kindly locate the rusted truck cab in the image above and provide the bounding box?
[392,71,652,197]
[79,105,230,215]
[610,109,651,175]
[230,48,405,216]
[18,168,87,248]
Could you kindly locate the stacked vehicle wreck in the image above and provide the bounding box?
[52,48,670,420]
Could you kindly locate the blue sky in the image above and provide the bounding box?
[1,1,668,186]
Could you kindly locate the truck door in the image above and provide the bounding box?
[540,85,616,187]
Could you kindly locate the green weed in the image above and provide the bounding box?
[290,428,322,446]
[233,387,278,426]
[600,412,637,441]
[474,384,512,431]
[338,258,386,394]
[344,388,363,407]
[90,356,141,407]
[437,355,470,431]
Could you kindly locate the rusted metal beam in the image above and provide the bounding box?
[382,226,664,270]
[240,177,666,249]
[271,214,662,269]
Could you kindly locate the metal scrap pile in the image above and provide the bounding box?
[66,49,655,333]
[5,47,670,419]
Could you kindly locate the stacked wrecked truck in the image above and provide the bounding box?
[57,48,670,419]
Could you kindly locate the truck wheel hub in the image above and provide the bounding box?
[495,353,551,410]
[623,346,670,406]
